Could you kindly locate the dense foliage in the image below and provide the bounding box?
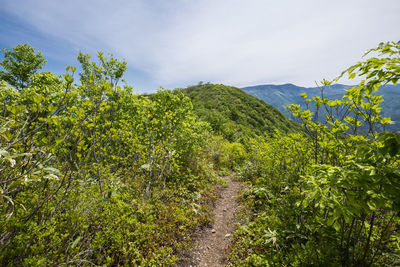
[0,44,47,90]
[182,83,298,143]
[230,41,400,266]
[0,46,225,265]
[1,40,399,266]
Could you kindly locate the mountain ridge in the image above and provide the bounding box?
[242,83,400,131]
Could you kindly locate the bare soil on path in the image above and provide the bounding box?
[181,175,243,267]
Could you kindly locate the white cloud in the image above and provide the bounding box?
[2,0,400,89]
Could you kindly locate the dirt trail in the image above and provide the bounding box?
[183,175,242,267]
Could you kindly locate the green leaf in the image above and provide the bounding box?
[71,236,82,249]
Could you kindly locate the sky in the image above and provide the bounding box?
[0,0,399,93]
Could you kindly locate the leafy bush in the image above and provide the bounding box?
[230,41,400,266]
[0,46,220,265]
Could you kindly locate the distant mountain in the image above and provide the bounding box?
[181,84,299,142]
[242,83,400,132]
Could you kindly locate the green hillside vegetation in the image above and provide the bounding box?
[0,46,225,265]
[229,41,400,266]
[1,41,399,266]
[182,84,298,142]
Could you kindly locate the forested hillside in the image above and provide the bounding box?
[182,84,298,142]
[1,41,400,266]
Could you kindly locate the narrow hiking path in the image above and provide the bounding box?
[184,175,243,267]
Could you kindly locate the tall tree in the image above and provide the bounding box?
[0,43,47,90]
